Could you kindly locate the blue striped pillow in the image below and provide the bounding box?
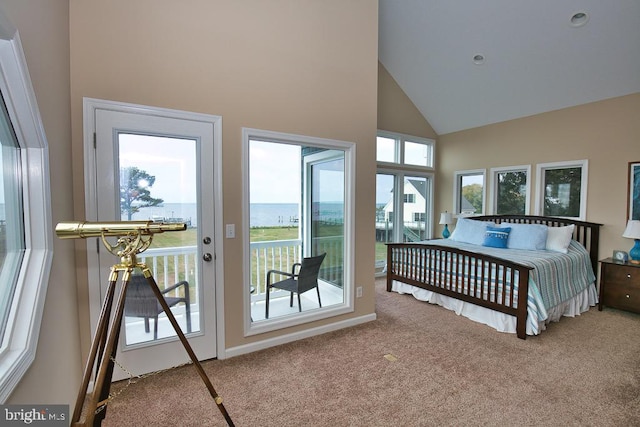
[483,226,511,248]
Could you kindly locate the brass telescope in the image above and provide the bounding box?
[55,220,186,239]
[60,219,235,426]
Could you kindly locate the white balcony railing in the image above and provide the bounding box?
[249,236,344,300]
[137,237,344,305]
[138,245,199,304]
[250,239,302,301]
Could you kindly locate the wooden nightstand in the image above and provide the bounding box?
[599,257,640,313]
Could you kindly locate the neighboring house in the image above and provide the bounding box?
[459,196,476,216]
[381,179,427,241]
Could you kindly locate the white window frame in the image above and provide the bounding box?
[242,128,355,336]
[535,160,588,220]
[376,131,435,278]
[376,131,435,237]
[0,25,53,401]
[489,165,531,215]
[413,212,426,222]
[453,169,486,216]
[376,130,435,169]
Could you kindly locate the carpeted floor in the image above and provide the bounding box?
[102,279,640,426]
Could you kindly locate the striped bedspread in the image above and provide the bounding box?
[411,239,596,327]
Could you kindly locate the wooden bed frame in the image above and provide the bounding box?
[386,215,602,339]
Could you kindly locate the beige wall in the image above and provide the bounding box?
[0,0,81,405]
[8,0,633,406]
[69,0,379,351]
[377,62,437,139]
[437,92,640,260]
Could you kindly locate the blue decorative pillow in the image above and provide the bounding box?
[483,226,511,248]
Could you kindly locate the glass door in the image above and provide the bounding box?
[375,173,395,275]
[402,176,430,242]
[309,154,345,287]
[91,104,218,380]
[117,134,200,345]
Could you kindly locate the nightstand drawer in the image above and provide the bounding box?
[602,282,640,313]
[599,258,640,313]
[604,264,639,284]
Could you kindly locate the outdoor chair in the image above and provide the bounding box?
[124,274,192,340]
[265,253,326,319]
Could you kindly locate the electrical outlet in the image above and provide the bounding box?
[356,286,363,298]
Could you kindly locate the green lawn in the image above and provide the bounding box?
[151,225,348,247]
[249,226,298,242]
[150,226,300,248]
[150,228,198,248]
[150,226,385,290]
[152,226,387,263]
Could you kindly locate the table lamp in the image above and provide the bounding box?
[439,211,453,239]
[622,219,640,264]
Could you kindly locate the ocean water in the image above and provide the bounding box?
[130,202,343,227]
[250,203,299,227]
[130,203,200,226]
[249,202,343,226]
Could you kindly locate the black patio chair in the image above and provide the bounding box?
[124,274,192,340]
[265,253,326,319]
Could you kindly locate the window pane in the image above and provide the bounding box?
[459,174,484,215]
[543,167,582,217]
[248,139,346,322]
[249,140,302,321]
[0,93,24,342]
[403,176,429,241]
[404,140,432,167]
[496,171,527,215]
[375,174,394,274]
[310,155,344,288]
[118,134,200,345]
[376,136,396,163]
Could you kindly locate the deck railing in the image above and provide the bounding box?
[249,236,344,299]
[138,237,344,305]
[138,246,199,304]
[250,239,302,299]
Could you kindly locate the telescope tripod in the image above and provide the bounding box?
[71,264,234,426]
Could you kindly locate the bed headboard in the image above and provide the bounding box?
[472,215,602,274]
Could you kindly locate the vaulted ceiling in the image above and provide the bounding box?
[378,1,640,135]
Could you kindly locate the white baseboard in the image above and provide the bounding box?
[222,313,377,359]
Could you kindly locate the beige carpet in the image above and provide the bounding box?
[103,279,640,426]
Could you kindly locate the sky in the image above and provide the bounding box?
[250,140,345,204]
[118,135,344,205]
[119,134,197,203]
[249,140,301,204]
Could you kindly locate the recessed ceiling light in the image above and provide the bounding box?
[473,54,485,65]
[570,11,589,27]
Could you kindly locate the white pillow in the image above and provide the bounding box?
[546,225,575,253]
[450,218,495,246]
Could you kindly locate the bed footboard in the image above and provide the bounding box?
[386,243,533,339]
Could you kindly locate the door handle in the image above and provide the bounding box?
[203,236,211,245]
[203,253,213,262]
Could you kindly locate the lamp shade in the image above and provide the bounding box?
[622,220,640,239]
[439,212,453,225]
